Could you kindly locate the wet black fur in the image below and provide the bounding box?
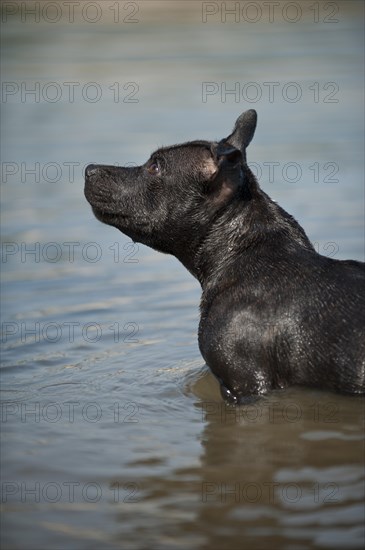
[85,110,365,403]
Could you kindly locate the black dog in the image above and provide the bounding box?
[84,110,365,403]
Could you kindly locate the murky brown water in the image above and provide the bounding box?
[1,2,364,549]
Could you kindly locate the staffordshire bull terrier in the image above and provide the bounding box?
[84,110,365,403]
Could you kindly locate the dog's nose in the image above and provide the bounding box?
[85,164,99,178]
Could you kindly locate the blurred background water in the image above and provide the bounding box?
[1,1,364,549]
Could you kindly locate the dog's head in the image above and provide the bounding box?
[84,110,257,259]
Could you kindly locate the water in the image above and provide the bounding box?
[1,2,364,549]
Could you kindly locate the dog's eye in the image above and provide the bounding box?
[147,161,160,175]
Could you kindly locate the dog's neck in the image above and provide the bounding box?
[185,172,314,289]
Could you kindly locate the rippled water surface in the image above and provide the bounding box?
[1,2,364,549]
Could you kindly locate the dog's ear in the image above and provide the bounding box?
[204,141,245,204]
[216,141,242,166]
[200,142,240,179]
[225,110,257,162]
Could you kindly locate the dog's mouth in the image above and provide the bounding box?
[85,187,129,227]
[84,171,151,236]
[84,178,107,207]
[91,205,123,222]
[84,166,123,216]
